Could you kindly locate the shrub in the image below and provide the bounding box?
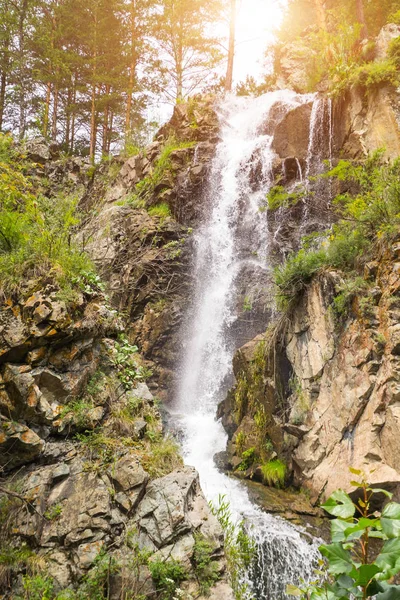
[0,133,97,298]
[210,495,255,600]
[288,470,400,599]
[192,534,220,595]
[149,558,186,600]
[261,459,287,488]
[237,447,257,472]
[266,185,305,211]
[333,276,370,316]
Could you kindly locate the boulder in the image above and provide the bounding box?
[135,467,223,549]
[0,419,44,469]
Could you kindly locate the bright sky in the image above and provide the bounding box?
[233,0,285,82]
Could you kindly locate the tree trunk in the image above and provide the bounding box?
[0,28,10,132]
[224,0,236,92]
[356,0,368,39]
[108,110,114,153]
[90,8,98,162]
[70,79,76,153]
[102,84,110,154]
[176,41,183,101]
[314,0,326,31]
[51,83,59,141]
[18,0,29,139]
[125,0,138,144]
[0,70,7,131]
[43,81,51,137]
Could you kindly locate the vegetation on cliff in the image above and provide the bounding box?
[274,152,400,311]
[0,133,97,299]
[274,0,400,94]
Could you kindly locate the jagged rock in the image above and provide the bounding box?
[24,136,51,163]
[334,85,400,160]
[135,466,223,549]
[276,39,314,93]
[0,419,45,468]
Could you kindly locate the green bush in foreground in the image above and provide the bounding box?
[274,153,400,310]
[288,470,400,599]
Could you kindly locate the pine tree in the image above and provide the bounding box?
[153,0,223,102]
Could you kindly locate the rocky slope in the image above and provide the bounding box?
[0,104,234,599]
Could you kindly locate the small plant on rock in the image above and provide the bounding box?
[261,459,287,488]
[149,558,186,600]
[192,533,220,595]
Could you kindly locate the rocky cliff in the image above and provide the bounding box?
[217,35,400,507]
[0,102,233,600]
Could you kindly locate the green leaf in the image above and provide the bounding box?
[370,488,393,499]
[375,538,400,577]
[376,585,400,599]
[349,467,362,476]
[321,490,356,518]
[286,584,302,596]
[350,563,381,586]
[344,518,379,538]
[331,519,363,543]
[319,543,354,575]
[381,503,400,538]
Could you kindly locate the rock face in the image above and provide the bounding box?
[78,99,219,401]
[0,285,230,598]
[289,242,400,500]
[333,85,400,160]
[220,236,400,504]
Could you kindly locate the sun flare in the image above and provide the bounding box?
[234,0,286,82]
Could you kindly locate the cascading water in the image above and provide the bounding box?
[173,91,322,598]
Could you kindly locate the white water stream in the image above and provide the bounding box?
[173,91,323,598]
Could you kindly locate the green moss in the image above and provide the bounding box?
[148,202,171,219]
[261,459,287,488]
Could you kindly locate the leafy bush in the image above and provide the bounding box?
[192,534,220,595]
[237,447,257,472]
[333,276,370,316]
[261,459,287,488]
[266,185,305,211]
[210,495,255,600]
[149,558,186,600]
[288,471,400,599]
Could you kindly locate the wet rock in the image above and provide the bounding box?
[272,102,313,160]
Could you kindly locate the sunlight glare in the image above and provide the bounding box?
[233,0,286,82]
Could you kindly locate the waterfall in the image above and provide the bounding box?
[173,91,321,599]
